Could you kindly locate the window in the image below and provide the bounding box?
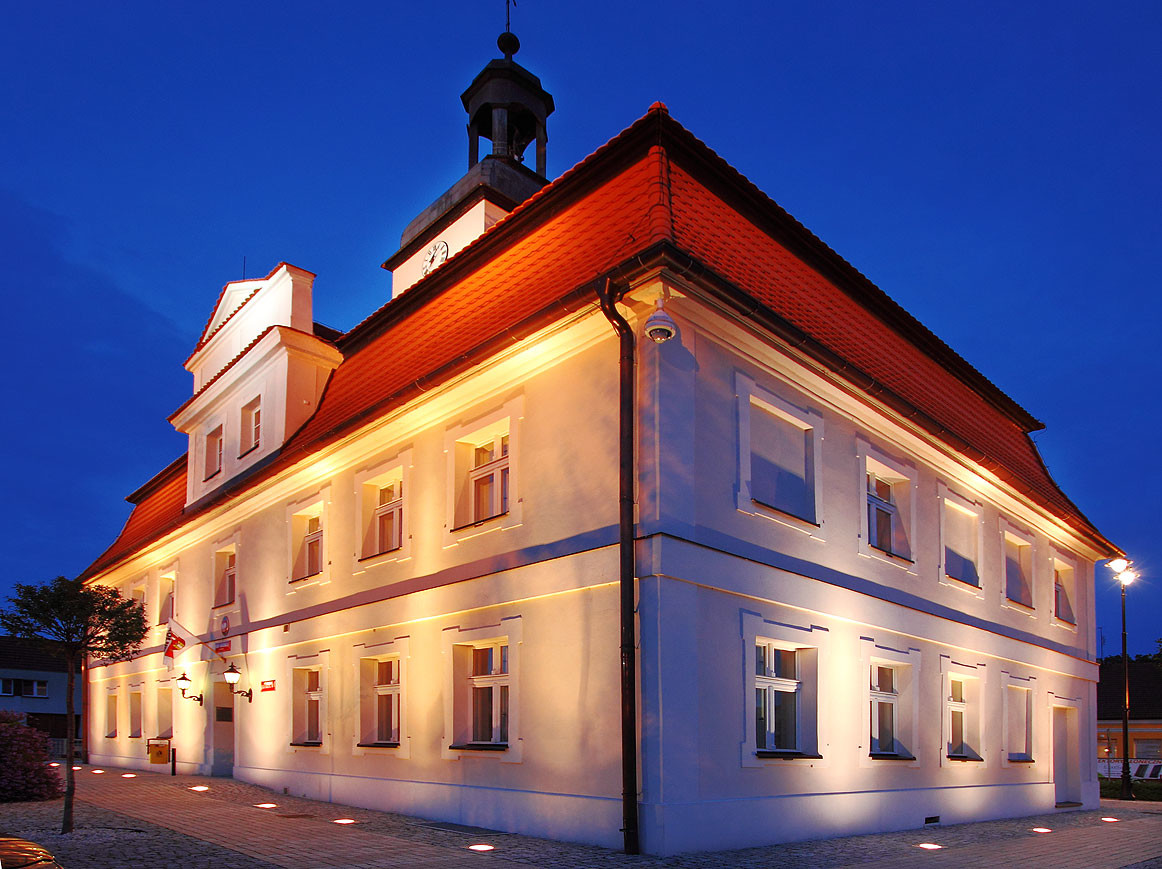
[291,502,325,581]
[1053,558,1076,624]
[755,643,799,752]
[941,492,981,587]
[1003,528,1034,607]
[861,640,919,763]
[361,473,403,558]
[450,409,518,532]
[129,691,143,738]
[858,443,914,563]
[130,585,145,614]
[157,687,173,739]
[214,548,236,607]
[4,679,48,697]
[870,665,898,754]
[240,397,261,455]
[444,616,521,759]
[736,374,823,528]
[292,667,324,745]
[105,694,118,738]
[1135,740,1162,759]
[943,662,984,763]
[1005,683,1033,762]
[359,657,401,746]
[205,426,224,479]
[157,573,176,625]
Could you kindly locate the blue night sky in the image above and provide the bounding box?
[2,2,1159,655]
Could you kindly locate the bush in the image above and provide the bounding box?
[1099,773,1162,801]
[0,711,62,802]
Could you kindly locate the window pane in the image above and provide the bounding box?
[500,466,509,514]
[750,404,812,520]
[377,660,394,685]
[474,474,494,520]
[499,685,509,743]
[950,679,964,703]
[1055,568,1075,623]
[874,507,893,551]
[773,649,796,679]
[472,686,493,742]
[307,697,320,742]
[377,692,394,742]
[755,645,766,676]
[877,701,894,750]
[876,666,894,693]
[772,690,797,750]
[307,537,321,575]
[472,647,492,676]
[755,688,767,750]
[474,445,493,467]
[1007,686,1029,756]
[500,644,509,675]
[377,510,396,552]
[307,670,320,692]
[1005,538,1032,605]
[951,709,964,755]
[944,504,979,585]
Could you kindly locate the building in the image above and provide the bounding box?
[0,636,83,747]
[1097,659,1162,777]
[80,33,1119,856]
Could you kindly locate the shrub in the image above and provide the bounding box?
[0,711,62,802]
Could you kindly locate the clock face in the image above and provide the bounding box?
[421,240,449,276]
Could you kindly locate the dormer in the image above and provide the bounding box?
[169,262,343,507]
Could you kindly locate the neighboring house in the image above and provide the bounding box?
[0,636,82,742]
[79,34,1119,856]
[1097,659,1162,776]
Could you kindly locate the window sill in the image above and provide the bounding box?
[451,511,510,533]
[749,499,819,528]
[356,741,400,749]
[947,754,983,762]
[944,573,981,590]
[868,544,914,565]
[211,600,235,610]
[870,751,916,760]
[358,546,402,563]
[1003,597,1035,613]
[449,742,508,752]
[203,469,221,483]
[237,443,260,460]
[1007,756,1036,763]
[755,750,822,760]
[289,741,323,748]
[290,570,324,584]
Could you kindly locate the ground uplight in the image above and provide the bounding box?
[121,773,137,778]
[92,769,105,774]
[468,844,495,852]
[189,785,209,792]
[916,843,943,850]
[333,818,356,824]
[1031,827,1052,833]
[71,766,82,770]
[255,803,277,809]
[1102,817,1119,823]
[48,762,60,767]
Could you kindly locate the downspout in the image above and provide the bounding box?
[597,277,640,855]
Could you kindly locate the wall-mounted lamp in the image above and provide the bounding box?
[175,672,203,706]
[223,663,253,702]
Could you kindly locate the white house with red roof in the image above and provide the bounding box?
[81,31,1119,856]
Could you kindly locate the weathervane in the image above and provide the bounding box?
[506,0,514,33]
[499,0,519,60]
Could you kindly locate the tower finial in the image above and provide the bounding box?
[498,0,519,59]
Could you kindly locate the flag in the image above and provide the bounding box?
[163,619,200,670]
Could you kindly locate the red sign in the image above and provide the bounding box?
[213,640,231,653]
[261,680,276,692]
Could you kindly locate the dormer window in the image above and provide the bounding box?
[240,397,261,456]
[205,426,224,480]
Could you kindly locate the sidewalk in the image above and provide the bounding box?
[2,766,1161,868]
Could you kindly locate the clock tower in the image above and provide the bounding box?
[383,31,555,297]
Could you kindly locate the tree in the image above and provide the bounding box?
[0,576,148,833]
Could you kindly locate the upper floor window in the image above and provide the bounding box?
[452,417,512,529]
[941,492,981,587]
[1,678,47,698]
[205,426,224,480]
[240,397,261,456]
[736,373,824,529]
[1053,558,1076,625]
[214,548,236,607]
[291,503,325,581]
[157,573,176,625]
[1003,527,1034,608]
[858,444,914,564]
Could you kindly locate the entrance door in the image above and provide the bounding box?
[211,681,235,776]
[1053,705,1080,805]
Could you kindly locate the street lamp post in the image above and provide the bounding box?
[1109,558,1136,800]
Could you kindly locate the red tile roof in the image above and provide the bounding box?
[81,106,1115,580]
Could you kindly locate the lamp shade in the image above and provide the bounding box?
[223,663,241,685]
[175,673,191,691]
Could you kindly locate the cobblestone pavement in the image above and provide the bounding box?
[3,767,1161,868]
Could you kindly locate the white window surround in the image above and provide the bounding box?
[1000,519,1036,614]
[441,616,522,762]
[286,650,330,754]
[938,484,985,597]
[240,396,262,457]
[1002,672,1036,766]
[941,656,986,767]
[354,450,413,567]
[735,372,825,537]
[857,440,916,570]
[740,611,826,768]
[1050,552,1079,631]
[444,398,523,544]
[286,489,330,588]
[859,639,921,767]
[352,636,410,758]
